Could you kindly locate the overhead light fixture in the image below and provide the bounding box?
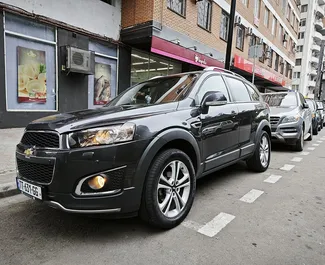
[204,53,213,57]
[186,46,197,51]
[170,39,181,45]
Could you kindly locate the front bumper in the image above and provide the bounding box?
[271,120,302,145]
[16,138,150,215]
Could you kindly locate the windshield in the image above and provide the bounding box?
[306,99,315,111]
[262,93,297,107]
[107,74,198,107]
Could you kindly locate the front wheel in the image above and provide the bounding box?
[246,131,271,172]
[307,125,313,141]
[293,127,304,151]
[140,149,196,229]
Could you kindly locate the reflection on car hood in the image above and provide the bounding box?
[26,103,178,133]
[269,106,299,116]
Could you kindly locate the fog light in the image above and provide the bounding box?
[88,175,107,190]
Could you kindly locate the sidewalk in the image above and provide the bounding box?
[0,128,24,197]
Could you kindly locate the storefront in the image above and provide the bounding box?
[0,11,121,128]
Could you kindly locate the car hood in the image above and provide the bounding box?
[26,103,178,134]
[269,106,299,117]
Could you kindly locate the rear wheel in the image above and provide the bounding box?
[246,131,271,172]
[140,149,196,229]
[313,124,318,135]
[293,127,304,151]
[307,125,313,141]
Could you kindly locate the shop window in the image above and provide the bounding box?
[130,49,182,86]
[236,25,245,51]
[88,41,118,109]
[167,0,186,16]
[198,0,212,31]
[220,11,230,41]
[275,53,279,71]
[4,13,57,111]
[268,50,273,68]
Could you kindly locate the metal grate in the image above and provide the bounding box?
[270,116,280,126]
[106,167,125,190]
[21,131,60,149]
[281,128,297,133]
[17,158,54,184]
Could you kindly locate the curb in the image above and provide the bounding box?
[0,182,19,198]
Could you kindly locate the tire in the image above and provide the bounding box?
[313,124,318,135]
[293,127,304,151]
[140,149,196,229]
[307,125,313,141]
[246,131,271,172]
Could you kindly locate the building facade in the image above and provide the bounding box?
[0,0,130,128]
[292,0,325,98]
[121,0,298,92]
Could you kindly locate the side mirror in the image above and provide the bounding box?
[303,103,309,109]
[201,91,228,108]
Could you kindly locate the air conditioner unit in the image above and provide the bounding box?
[283,34,288,42]
[65,46,95,75]
[235,15,242,26]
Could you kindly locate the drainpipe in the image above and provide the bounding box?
[315,40,325,100]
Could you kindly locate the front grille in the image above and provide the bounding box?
[271,127,277,132]
[21,131,60,149]
[17,158,54,184]
[270,116,280,126]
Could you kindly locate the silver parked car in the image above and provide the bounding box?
[262,91,312,151]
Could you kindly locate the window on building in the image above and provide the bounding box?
[100,0,114,5]
[224,77,251,102]
[264,8,270,27]
[295,59,302,66]
[286,4,291,20]
[293,72,301,78]
[279,25,283,41]
[259,43,267,63]
[254,0,261,19]
[301,5,308,13]
[280,58,284,74]
[285,62,290,77]
[272,16,277,36]
[300,19,306,27]
[236,25,245,50]
[298,32,305,39]
[220,11,230,41]
[291,11,294,26]
[167,0,186,16]
[283,32,288,47]
[295,18,299,32]
[296,45,303,52]
[241,0,249,7]
[268,49,273,67]
[275,53,279,71]
[249,36,257,47]
[198,0,212,30]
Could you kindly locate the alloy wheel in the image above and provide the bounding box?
[259,135,270,168]
[157,160,191,218]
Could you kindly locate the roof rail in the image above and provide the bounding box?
[204,66,245,80]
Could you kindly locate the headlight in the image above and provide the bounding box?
[68,123,135,148]
[281,115,300,124]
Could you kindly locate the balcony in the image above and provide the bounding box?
[310,69,318,76]
[292,79,300,85]
[316,5,325,18]
[315,20,324,31]
[312,43,321,52]
[314,31,323,43]
[319,0,325,5]
[311,56,319,65]
[309,80,316,87]
[296,52,303,59]
[301,12,308,19]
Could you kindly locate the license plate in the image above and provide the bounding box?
[17,178,42,200]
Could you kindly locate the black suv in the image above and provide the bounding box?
[16,68,271,229]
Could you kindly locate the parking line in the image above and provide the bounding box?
[300,152,310,156]
[197,212,235,238]
[317,141,323,143]
[182,220,203,231]
[307,147,315,151]
[312,144,320,147]
[291,157,303,162]
[264,175,282,184]
[239,189,264,203]
[280,164,295,171]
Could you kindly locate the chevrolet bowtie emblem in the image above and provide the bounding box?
[24,147,35,158]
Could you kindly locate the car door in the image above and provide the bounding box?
[223,76,260,156]
[299,93,311,134]
[196,74,240,172]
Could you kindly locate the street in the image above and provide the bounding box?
[1,133,325,265]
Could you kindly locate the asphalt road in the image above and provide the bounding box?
[1,132,325,265]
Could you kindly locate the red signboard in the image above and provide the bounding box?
[151,36,224,69]
[233,55,285,86]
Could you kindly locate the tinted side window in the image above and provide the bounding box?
[197,75,230,102]
[224,77,251,102]
[245,83,260,101]
[299,93,305,105]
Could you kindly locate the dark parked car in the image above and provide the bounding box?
[262,91,312,151]
[16,67,271,229]
[306,98,319,135]
[316,101,324,129]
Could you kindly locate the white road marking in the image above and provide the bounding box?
[239,189,264,203]
[182,220,202,231]
[300,152,310,156]
[291,157,303,162]
[264,175,282,184]
[0,194,30,209]
[321,138,325,141]
[317,141,323,143]
[307,147,315,151]
[280,164,295,171]
[312,144,320,146]
[197,212,235,238]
